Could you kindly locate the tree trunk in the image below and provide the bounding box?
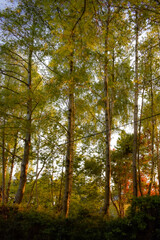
[62,0,86,217]
[14,49,32,204]
[2,117,6,205]
[148,52,154,195]
[6,131,18,203]
[27,161,45,207]
[110,48,115,126]
[111,193,120,218]
[27,134,42,207]
[137,80,145,196]
[35,135,40,208]
[156,126,160,194]
[118,182,124,217]
[62,57,75,217]
[103,1,111,217]
[133,10,138,198]
[58,158,64,212]
[51,161,54,208]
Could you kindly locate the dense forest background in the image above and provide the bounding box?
[0,0,160,219]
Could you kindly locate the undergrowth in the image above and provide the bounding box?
[0,196,160,240]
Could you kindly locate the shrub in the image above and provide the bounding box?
[1,196,160,240]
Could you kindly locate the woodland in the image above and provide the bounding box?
[0,0,160,237]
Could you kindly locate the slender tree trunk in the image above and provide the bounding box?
[118,182,124,217]
[110,48,115,126]
[2,118,6,205]
[27,161,45,207]
[111,193,120,217]
[35,136,40,208]
[103,1,111,217]
[62,0,86,217]
[156,127,160,194]
[58,157,64,212]
[63,57,75,217]
[157,27,160,49]
[133,10,138,197]
[14,49,32,204]
[51,161,54,207]
[6,131,18,203]
[153,174,157,195]
[148,55,154,195]
[28,134,41,208]
[137,80,145,196]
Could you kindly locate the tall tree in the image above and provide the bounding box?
[0,0,46,204]
[132,9,139,197]
[14,48,33,203]
[103,0,111,217]
[62,0,86,218]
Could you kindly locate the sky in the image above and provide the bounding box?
[0,0,17,10]
[0,0,10,9]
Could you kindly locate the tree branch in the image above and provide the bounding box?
[0,85,19,94]
[0,144,22,161]
[71,0,87,35]
[0,69,28,86]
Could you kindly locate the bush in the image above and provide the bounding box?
[127,195,160,240]
[1,196,160,240]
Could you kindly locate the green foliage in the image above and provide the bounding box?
[127,195,160,218]
[127,196,160,240]
[1,196,160,240]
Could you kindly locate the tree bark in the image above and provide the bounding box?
[27,134,43,207]
[14,49,32,204]
[2,117,6,205]
[62,57,75,217]
[133,10,138,198]
[110,48,115,127]
[51,161,54,208]
[103,1,111,217]
[58,158,64,212]
[156,126,160,194]
[148,51,155,195]
[118,182,124,217]
[35,135,40,208]
[62,0,86,217]
[137,80,145,196]
[111,192,120,218]
[27,161,45,207]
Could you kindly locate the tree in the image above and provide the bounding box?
[112,133,133,217]
[132,8,139,198]
[62,0,87,218]
[0,0,46,204]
